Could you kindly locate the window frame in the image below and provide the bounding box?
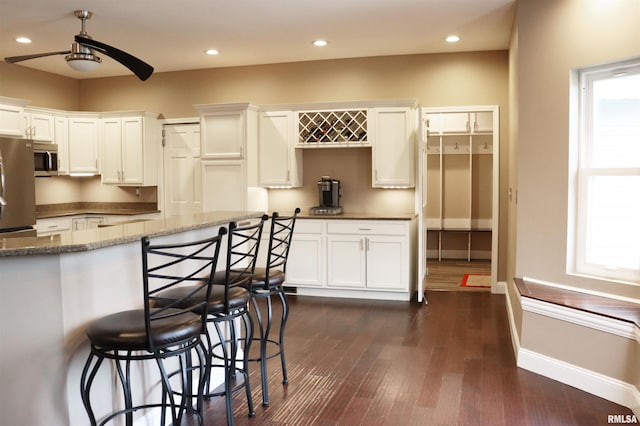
[572,58,640,285]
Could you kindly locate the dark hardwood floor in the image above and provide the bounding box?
[425,259,491,292]
[186,292,633,425]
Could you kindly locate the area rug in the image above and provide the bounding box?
[460,274,491,288]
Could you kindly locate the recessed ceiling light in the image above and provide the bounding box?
[445,35,460,43]
[205,49,219,56]
[16,37,31,44]
[312,40,328,47]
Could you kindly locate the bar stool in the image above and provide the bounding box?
[80,228,226,426]
[249,208,300,407]
[155,216,267,426]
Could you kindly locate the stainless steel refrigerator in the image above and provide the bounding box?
[0,137,36,237]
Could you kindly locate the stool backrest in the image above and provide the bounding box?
[264,208,301,282]
[142,227,226,351]
[223,215,268,309]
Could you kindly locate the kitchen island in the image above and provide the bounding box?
[0,211,264,426]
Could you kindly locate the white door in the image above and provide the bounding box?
[163,123,201,217]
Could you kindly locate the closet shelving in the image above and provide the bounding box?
[424,110,494,261]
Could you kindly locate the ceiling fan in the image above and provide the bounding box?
[4,10,154,81]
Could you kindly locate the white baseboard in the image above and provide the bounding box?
[518,348,640,417]
[503,290,521,358]
[506,287,640,417]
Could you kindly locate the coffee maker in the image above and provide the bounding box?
[310,176,343,215]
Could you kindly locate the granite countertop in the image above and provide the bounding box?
[298,212,416,220]
[36,202,160,219]
[0,211,264,257]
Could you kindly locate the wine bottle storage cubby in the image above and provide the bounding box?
[298,110,368,145]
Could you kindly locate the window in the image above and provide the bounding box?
[572,58,640,284]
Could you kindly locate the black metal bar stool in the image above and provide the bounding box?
[155,216,267,426]
[80,228,226,426]
[248,208,300,407]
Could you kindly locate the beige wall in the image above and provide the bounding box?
[512,0,640,405]
[0,62,79,110]
[1,50,509,279]
[515,0,640,299]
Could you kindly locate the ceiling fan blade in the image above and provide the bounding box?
[75,35,153,81]
[5,51,71,63]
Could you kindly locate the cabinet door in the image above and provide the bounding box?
[100,118,123,183]
[55,116,69,174]
[27,112,55,141]
[121,116,144,184]
[259,111,301,187]
[443,113,470,133]
[86,216,105,228]
[201,110,245,159]
[365,236,407,290]
[36,217,72,235]
[327,235,366,288]
[286,233,325,287]
[201,160,246,212]
[0,103,25,137]
[69,117,99,174]
[371,107,415,188]
[471,112,493,133]
[72,218,87,231]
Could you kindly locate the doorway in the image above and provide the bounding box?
[416,106,499,299]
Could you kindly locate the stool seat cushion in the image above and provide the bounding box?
[86,309,201,350]
[155,285,251,315]
[211,270,252,288]
[251,267,285,289]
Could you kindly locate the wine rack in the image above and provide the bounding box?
[298,110,368,145]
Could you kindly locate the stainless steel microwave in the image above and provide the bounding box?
[33,142,59,176]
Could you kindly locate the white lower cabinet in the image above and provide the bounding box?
[35,217,73,236]
[72,216,105,231]
[286,220,325,287]
[286,218,412,300]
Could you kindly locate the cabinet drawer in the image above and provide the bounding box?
[295,219,323,234]
[326,221,406,236]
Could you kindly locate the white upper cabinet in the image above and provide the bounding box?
[427,111,494,135]
[0,97,28,137]
[196,103,259,212]
[196,103,258,160]
[201,160,247,211]
[68,115,99,174]
[100,112,160,185]
[23,108,55,141]
[258,110,302,187]
[471,111,493,133]
[369,106,415,188]
[54,115,69,174]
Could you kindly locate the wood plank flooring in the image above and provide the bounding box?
[185,292,634,425]
[425,259,491,292]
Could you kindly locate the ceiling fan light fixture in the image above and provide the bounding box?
[66,52,101,72]
[65,41,101,72]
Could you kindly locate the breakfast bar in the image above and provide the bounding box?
[0,211,263,426]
